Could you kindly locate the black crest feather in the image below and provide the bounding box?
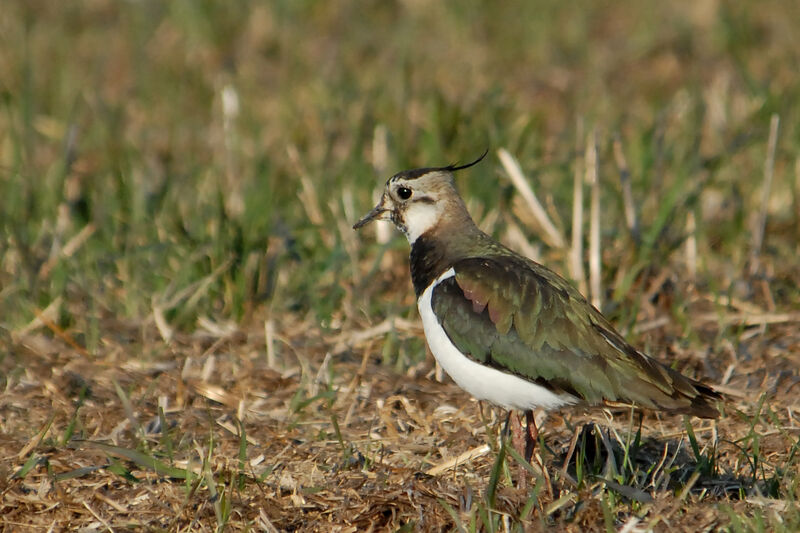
[444,148,489,172]
[392,149,489,181]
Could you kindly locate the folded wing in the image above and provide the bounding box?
[430,256,720,418]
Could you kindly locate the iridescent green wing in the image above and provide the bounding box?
[431,256,718,415]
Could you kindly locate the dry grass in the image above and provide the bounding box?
[2,271,799,530]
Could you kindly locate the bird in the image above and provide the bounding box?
[353,151,721,473]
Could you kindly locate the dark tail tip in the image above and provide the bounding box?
[688,383,724,419]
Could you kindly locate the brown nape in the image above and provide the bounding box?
[422,182,480,239]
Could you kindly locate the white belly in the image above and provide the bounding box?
[417,268,578,411]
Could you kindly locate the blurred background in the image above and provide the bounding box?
[1,0,798,351]
[3,2,800,529]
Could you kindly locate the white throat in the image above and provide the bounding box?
[403,201,441,243]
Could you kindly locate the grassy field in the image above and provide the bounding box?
[2,1,800,531]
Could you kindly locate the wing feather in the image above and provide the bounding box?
[430,256,720,416]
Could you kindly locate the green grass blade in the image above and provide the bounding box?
[237,418,248,491]
[13,453,44,480]
[77,440,189,479]
[485,438,507,509]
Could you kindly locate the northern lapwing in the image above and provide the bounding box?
[353,151,721,476]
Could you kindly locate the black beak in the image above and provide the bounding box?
[353,203,390,230]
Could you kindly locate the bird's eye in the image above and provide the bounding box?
[397,186,412,200]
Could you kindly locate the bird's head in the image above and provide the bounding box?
[353,150,487,243]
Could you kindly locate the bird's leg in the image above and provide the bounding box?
[502,410,513,440]
[525,410,553,496]
[508,411,528,489]
[524,410,538,463]
[510,411,526,459]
